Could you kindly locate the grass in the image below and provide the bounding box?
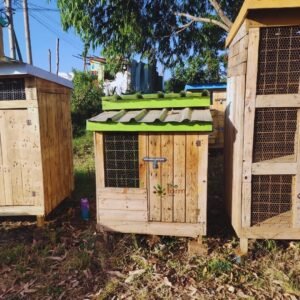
[0,132,300,299]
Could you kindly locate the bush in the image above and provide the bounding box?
[164,78,185,93]
[71,71,103,137]
[113,94,122,101]
[135,92,143,99]
[157,91,165,98]
[179,90,186,97]
[201,89,210,97]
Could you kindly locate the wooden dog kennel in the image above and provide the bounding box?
[0,61,73,224]
[225,0,300,253]
[87,95,212,237]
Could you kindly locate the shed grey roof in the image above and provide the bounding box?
[0,59,73,89]
[89,108,212,124]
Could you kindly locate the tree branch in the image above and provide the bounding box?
[175,12,230,32]
[208,0,232,28]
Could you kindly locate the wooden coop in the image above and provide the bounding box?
[0,62,73,224]
[225,0,300,253]
[87,94,212,238]
[185,84,227,148]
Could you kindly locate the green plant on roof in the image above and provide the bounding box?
[202,90,210,97]
[179,90,186,97]
[157,91,165,99]
[135,92,143,99]
[113,94,122,101]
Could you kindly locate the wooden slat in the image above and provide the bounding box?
[256,94,300,108]
[0,111,6,206]
[241,28,260,229]
[138,133,148,188]
[185,134,199,223]
[252,163,297,175]
[197,135,208,234]
[99,221,205,238]
[95,132,105,225]
[99,198,147,211]
[0,206,44,216]
[227,62,247,77]
[0,100,38,109]
[148,134,161,221]
[25,77,37,100]
[294,110,300,228]
[173,134,186,223]
[99,210,147,222]
[161,134,174,222]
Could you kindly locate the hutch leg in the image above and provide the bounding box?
[36,215,45,227]
[239,238,248,255]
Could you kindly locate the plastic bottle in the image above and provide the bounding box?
[80,198,90,220]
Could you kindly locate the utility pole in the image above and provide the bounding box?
[56,38,59,75]
[5,0,16,59]
[23,0,32,64]
[48,49,52,72]
[0,26,4,57]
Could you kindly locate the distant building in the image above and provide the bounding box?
[88,57,106,82]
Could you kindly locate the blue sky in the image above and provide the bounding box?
[1,0,170,79]
[2,0,101,73]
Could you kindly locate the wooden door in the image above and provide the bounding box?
[0,109,42,206]
[147,133,208,226]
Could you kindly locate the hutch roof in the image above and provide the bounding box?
[87,93,212,132]
[226,0,300,47]
[0,60,73,89]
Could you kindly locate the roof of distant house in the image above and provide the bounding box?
[185,83,227,91]
[88,56,106,64]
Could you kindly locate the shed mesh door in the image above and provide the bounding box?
[248,26,300,227]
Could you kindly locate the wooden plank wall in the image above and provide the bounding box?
[0,77,44,212]
[224,21,249,235]
[95,132,208,234]
[210,91,226,148]
[37,78,73,215]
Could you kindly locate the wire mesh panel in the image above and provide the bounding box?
[0,78,26,100]
[104,133,139,188]
[257,26,300,95]
[253,108,297,162]
[251,175,292,226]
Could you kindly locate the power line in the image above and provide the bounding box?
[28,11,83,52]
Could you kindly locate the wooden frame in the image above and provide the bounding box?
[225,12,300,254]
[0,74,73,224]
[94,131,209,238]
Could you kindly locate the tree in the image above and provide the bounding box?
[56,0,243,69]
[71,70,103,136]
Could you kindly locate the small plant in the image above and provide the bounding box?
[157,91,165,98]
[153,184,166,197]
[179,90,186,97]
[113,94,122,101]
[135,92,143,99]
[201,89,210,97]
[207,258,232,276]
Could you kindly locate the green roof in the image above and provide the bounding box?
[87,108,213,132]
[102,93,210,111]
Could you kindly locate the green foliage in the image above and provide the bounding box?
[207,258,232,276]
[113,94,122,101]
[157,91,165,98]
[165,78,185,93]
[135,92,143,99]
[71,70,103,137]
[179,90,186,97]
[56,0,244,69]
[202,90,210,97]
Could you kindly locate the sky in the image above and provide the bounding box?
[1,0,101,75]
[1,0,170,79]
